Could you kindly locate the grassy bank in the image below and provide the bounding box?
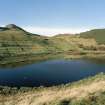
[1,50,105,68]
[0,73,105,105]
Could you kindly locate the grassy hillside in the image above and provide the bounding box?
[0,25,78,56]
[0,25,76,64]
[79,29,105,44]
[0,73,105,105]
[0,24,47,56]
[1,24,105,65]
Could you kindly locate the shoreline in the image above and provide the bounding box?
[0,51,105,67]
[0,73,105,105]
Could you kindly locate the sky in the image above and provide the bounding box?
[0,0,105,36]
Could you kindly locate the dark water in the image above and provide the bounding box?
[0,59,105,87]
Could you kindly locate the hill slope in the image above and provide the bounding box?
[79,29,105,44]
[0,24,47,56]
[0,24,97,56]
[1,24,105,65]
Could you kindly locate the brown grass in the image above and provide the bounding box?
[0,76,105,105]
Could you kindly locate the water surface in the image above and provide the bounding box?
[0,59,105,87]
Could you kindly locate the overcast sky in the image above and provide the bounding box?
[0,0,105,36]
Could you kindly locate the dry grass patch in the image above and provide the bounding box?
[0,73,105,105]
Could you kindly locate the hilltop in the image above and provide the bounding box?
[0,24,46,56]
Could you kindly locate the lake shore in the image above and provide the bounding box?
[0,50,105,67]
[0,73,105,105]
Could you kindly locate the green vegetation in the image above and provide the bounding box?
[1,24,105,66]
[79,29,105,44]
[69,92,105,105]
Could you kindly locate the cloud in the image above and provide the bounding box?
[23,26,89,36]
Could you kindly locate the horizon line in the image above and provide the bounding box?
[23,26,105,36]
[1,24,105,36]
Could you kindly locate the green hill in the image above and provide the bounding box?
[0,24,46,56]
[0,25,105,58]
[1,24,105,65]
[79,29,105,44]
[0,24,86,57]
